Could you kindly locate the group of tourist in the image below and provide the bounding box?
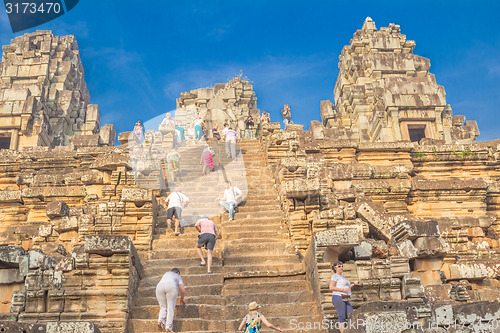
[146,106,307,333]
[156,197,355,333]
[134,103,292,148]
[157,181,273,333]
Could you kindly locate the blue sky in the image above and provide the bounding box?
[1,1,499,141]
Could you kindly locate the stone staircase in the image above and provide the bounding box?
[128,139,325,332]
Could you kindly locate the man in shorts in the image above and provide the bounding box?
[165,188,189,236]
[195,215,220,274]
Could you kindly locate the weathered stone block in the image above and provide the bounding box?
[389,257,410,277]
[25,290,46,312]
[357,202,391,241]
[0,190,22,203]
[71,134,100,147]
[99,124,116,146]
[354,241,373,259]
[402,274,425,299]
[391,220,440,242]
[89,152,130,170]
[47,290,65,313]
[28,250,52,270]
[46,322,101,333]
[9,290,26,313]
[431,303,454,326]
[46,200,70,219]
[121,187,152,202]
[447,263,488,280]
[53,216,79,233]
[314,227,361,247]
[413,237,449,258]
[396,239,418,259]
[84,235,131,256]
[0,246,27,267]
[425,285,452,302]
[0,269,24,284]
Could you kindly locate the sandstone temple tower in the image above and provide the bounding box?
[321,17,478,144]
[0,31,114,150]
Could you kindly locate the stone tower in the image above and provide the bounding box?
[321,17,479,144]
[0,31,114,150]
[175,76,260,135]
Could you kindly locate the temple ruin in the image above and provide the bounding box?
[175,76,260,137]
[0,31,115,150]
[0,18,499,333]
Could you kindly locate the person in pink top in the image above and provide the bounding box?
[195,215,220,274]
[200,144,215,176]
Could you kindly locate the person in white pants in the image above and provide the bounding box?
[156,268,186,332]
[225,127,238,160]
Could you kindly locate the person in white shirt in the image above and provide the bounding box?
[225,127,238,160]
[329,261,359,332]
[156,268,185,332]
[164,188,189,236]
[218,181,242,221]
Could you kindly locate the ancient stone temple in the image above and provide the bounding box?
[0,19,499,333]
[175,76,260,136]
[321,17,479,144]
[0,31,115,150]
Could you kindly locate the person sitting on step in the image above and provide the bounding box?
[218,181,242,221]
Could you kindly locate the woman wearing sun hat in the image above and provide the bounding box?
[329,261,359,333]
[238,302,282,332]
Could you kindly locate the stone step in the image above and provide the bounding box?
[222,242,295,256]
[139,272,223,288]
[152,236,222,248]
[148,248,224,259]
[131,315,325,332]
[223,278,308,295]
[221,223,285,234]
[223,264,304,276]
[138,284,223,299]
[143,264,223,276]
[225,315,325,331]
[224,215,284,224]
[224,290,315,306]
[133,294,224,307]
[129,318,226,332]
[158,202,280,212]
[223,237,290,244]
[223,230,288,241]
[131,300,318,319]
[134,282,314,307]
[144,257,223,268]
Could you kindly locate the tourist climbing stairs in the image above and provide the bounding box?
[128,139,325,332]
